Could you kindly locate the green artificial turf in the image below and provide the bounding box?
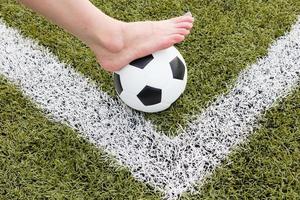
[0,1,300,199]
[0,77,298,200]
[1,0,299,135]
[182,88,300,199]
[0,78,162,199]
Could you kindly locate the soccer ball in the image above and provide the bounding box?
[113,46,187,113]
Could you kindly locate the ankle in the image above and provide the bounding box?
[89,18,126,53]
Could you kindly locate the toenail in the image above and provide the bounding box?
[184,11,192,17]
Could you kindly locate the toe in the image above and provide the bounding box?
[170,34,185,44]
[175,22,193,29]
[184,11,193,17]
[175,28,190,35]
[160,34,185,49]
[171,15,194,23]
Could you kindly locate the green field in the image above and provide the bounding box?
[0,0,300,199]
[2,0,300,134]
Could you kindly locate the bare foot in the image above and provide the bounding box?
[90,13,194,72]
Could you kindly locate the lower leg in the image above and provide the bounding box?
[19,0,194,72]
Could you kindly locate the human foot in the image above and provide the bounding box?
[90,13,194,72]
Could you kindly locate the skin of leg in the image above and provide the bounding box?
[18,0,194,72]
[18,0,117,49]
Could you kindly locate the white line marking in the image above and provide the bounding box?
[0,18,299,199]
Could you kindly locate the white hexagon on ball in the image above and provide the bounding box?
[113,46,187,113]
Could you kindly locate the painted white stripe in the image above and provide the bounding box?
[0,18,299,199]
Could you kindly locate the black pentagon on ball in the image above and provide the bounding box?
[137,86,162,106]
[113,73,123,95]
[130,54,154,69]
[169,56,185,80]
